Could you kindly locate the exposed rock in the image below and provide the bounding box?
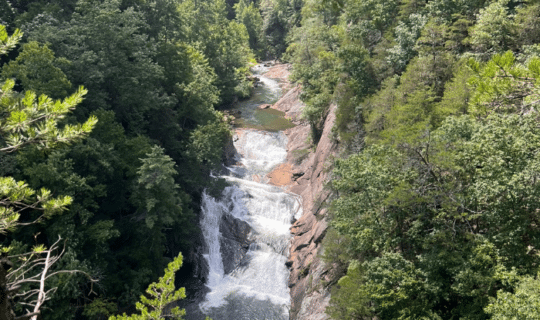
[292,171,304,180]
[264,63,293,90]
[284,103,337,319]
[263,63,338,319]
[258,103,271,109]
[272,86,305,123]
[219,213,252,274]
[295,260,332,320]
[222,133,238,167]
[267,163,293,186]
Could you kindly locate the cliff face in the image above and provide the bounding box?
[265,65,338,320]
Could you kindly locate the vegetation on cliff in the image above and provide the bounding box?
[283,0,540,318]
[5,0,540,318]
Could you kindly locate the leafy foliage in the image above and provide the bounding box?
[0,26,97,320]
[1,81,96,153]
[328,113,540,318]
[299,3,540,317]
[485,274,540,320]
[2,41,72,99]
[109,253,186,320]
[468,50,540,115]
[0,25,21,55]
[0,0,255,314]
[469,0,515,55]
[0,27,96,236]
[234,0,264,57]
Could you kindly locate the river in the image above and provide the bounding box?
[196,64,300,319]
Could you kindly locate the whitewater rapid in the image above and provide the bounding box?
[198,67,301,319]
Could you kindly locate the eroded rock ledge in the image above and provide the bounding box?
[265,64,338,320]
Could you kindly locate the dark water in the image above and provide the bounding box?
[232,67,295,132]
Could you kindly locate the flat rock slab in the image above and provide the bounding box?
[267,163,294,186]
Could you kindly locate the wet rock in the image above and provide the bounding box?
[272,86,305,123]
[290,216,297,224]
[219,213,252,274]
[222,134,238,167]
[258,103,271,109]
[292,171,304,181]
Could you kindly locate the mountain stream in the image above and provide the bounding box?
[198,64,301,319]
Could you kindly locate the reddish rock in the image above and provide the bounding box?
[264,64,336,319]
[267,163,293,186]
[273,86,305,123]
[273,90,337,319]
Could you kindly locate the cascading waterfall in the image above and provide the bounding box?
[198,66,301,319]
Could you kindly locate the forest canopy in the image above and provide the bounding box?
[0,0,260,316]
[5,0,540,318]
[282,0,540,318]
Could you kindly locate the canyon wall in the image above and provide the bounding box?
[266,66,339,319]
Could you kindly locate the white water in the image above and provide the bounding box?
[199,67,301,319]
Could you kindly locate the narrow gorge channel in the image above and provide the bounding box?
[196,65,301,319]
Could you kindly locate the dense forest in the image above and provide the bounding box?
[284,0,540,319]
[2,0,540,318]
[0,0,278,317]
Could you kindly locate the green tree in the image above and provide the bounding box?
[469,0,515,55]
[1,26,97,234]
[177,0,252,104]
[514,0,540,48]
[131,146,188,231]
[109,253,186,320]
[326,260,371,319]
[27,0,168,133]
[260,0,290,58]
[288,10,342,141]
[386,13,427,73]
[234,0,264,56]
[1,41,72,99]
[485,274,540,320]
[188,120,231,168]
[468,50,540,116]
[328,113,540,319]
[0,25,20,56]
[0,25,96,320]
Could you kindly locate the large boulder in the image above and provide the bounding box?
[219,213,252,274]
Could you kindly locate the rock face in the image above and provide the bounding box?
[265,64,338,320]
[285,105,337,320]
[219,213,253,274]
[222,133,238,167]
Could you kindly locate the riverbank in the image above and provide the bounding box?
[262,63,336,320]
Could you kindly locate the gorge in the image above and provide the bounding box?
[187,63,335,320]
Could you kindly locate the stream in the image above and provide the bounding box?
[197,64,301,319]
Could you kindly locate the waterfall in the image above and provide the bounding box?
[198,67,301,319]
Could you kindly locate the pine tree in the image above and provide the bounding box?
[1,25,97,235]
[0,25,97,320]
[108,253,186,320]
